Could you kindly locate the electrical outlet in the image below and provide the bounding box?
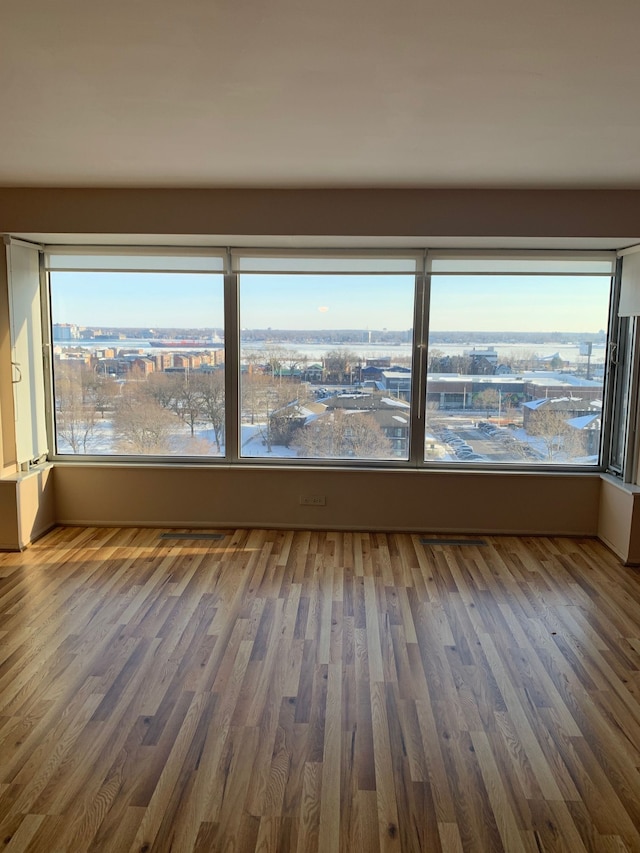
[299,495,326,506]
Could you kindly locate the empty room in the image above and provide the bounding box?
[2,0,640,850]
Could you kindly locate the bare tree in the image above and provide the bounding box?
[428,352,474,374]
[282,349,308,380]
[147,372,177,410]
[262,344,288,382]
[182,435,218,456]
[113,384,178,454]
[504,348,539,371]
[474,388,500,416]
[241,372,308,429]
[241,373,272,426]
[296,411,392,459]
[55,363,99,453]
[323,349,360,384]
[147,372,205,437]
[258,384,313,451]
[195,371,226,451]
[83,370,119,418]
[527,407,582,461]
[172,374,204,436]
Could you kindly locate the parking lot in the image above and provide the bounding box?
[429,418,542,463]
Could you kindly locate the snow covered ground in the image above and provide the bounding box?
[56,419,299,458]
[240,424,300,458]
[55,418,598,465]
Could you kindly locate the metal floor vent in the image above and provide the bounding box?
[420,538,487,546]
[160,533,225,541]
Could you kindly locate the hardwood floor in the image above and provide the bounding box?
[1,527,640,852]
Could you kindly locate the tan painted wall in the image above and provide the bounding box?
[1,187,640,238]
[0,479,19,549]
[0,247,17,476]
[0,467,55,550]
[16,466,56,548]
[598,476,634,562]
[598,476,640,565]
[53,465,601,536]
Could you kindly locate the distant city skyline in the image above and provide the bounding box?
[50,272,611,333]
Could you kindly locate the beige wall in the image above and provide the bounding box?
[1,187,640,238]
[0,468,55,550]
[0,187,638,552]
[598,477,634,562]
[54,465,601,537]
[0,246,16,476]
[0,479,19,549]
[599,476,640,565]
[16,465,56,548]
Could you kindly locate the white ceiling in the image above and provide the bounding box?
[2,0,639,189]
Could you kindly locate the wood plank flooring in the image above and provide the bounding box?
[1,527,640,852]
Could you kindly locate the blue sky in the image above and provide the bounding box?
[430,275,610,333]
[51,272,226,329]
[50,272,611,333]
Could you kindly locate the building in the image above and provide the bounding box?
[420,371,604,412]
[464,346,499,366]
[325,392,411,457]
[2,1,640,849]
[129,356,156,376]
[381,368,412,399]
[522,397,603,460]
[153,352,173,371]
[52,322,79,341]
[522,397,602,433]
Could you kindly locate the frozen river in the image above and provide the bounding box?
[63,338,606,366]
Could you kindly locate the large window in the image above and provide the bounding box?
[236,254,417,461]
[425,256,613,466]
[48,252,226,457]
[45,248,618,470]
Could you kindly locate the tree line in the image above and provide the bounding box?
[54,361,395,459]
[55,364,226,455]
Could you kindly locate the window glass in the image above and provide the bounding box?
[46,250,616,470]
[425,274,611,465]
[50,268,225,456]
[608,315,634,476]
[238,273,414,460]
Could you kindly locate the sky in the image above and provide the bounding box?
[50,272,611,333]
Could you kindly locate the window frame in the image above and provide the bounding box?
[607,254,640,482]
[44,247,228,462]
[42,245,618,473]
[423,250,616,471]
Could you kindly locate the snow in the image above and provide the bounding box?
[522,398,551,410]
[55,412,303,459]
[511,428,551,459]
[381,397,410,408]
[566,414,599,430]
[240,423,300,458]
[303,412,323,425]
